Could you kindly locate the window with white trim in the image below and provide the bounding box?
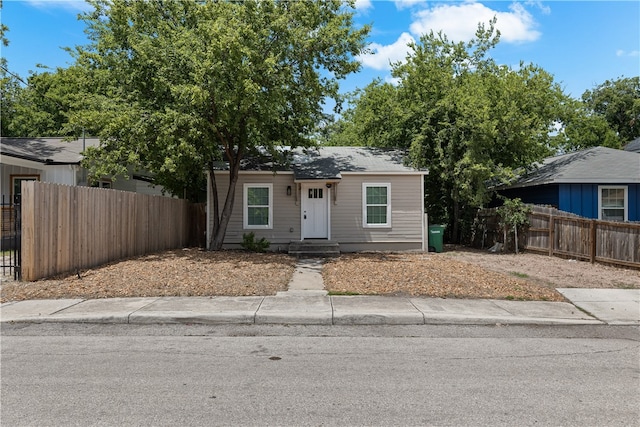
[598,186,627,222]
[244,184,273,229]
[363,183,391,227]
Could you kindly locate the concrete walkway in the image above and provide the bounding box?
[1,259,638,326]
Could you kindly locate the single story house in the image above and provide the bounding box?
[206,146,428,253]
[497,146,640,222]
[0,137,164,203]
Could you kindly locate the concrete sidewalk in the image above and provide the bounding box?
[1,257,637,326]
[557,288,640,326]
[2,291,637,326]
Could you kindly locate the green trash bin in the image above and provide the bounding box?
[428,225,446,253]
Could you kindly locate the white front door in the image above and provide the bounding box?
[302,184,329,239]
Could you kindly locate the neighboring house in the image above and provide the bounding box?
[207,146,428,252]
[497,146,640,222]
[624,137,640,153]
[0,137,164,203]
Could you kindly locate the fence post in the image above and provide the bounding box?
[548,214,554,257]
[590,219,597,264]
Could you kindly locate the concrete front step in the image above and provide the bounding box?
[289,251,340,258]
[288,240,340,258]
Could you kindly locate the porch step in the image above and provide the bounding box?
[288,240,340,258]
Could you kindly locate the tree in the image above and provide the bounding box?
[0,66,22,137]
[326,79,406,148]
[348,20,567,242]
[0,0,24,137]
[71,0,369,250]
[553,98,621,152]
[581,76,640,143]
[497,197,530,254]
[4,67,92,137]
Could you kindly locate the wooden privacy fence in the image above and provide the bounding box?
[526,206,639,269]
[21,181,191,281]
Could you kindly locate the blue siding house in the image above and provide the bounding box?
[498,147,640,222]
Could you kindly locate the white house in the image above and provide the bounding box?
[207,146,428,254]
[0,137,164,203]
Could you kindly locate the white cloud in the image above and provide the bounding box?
[394,0,425,10]
[616,49,640,57]
[525,0,551,15]
[354,0,373,12]
[357,32,416,70]
[410,2,541,43]
[385,75,401,86]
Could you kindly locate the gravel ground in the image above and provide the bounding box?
[441,245,639,290]
[0,249,296,303]
[323,252,564,301]
[1,246,637,303]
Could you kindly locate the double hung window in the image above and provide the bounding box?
[598,186,627,222]
[363,183,391,228]
[244,184,273,229]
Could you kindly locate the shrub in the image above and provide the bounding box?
[497,197,531,254]
[241,232,270,253]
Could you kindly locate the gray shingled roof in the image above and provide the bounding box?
[227,146,421,177]
[624,137,640,153]
[0,137,100,164]
[291,146,417,180]
[2,139,420,177]
[506,146,640,189]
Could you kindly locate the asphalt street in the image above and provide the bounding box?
[2,323,639,427]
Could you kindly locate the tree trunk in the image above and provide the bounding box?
[452,189,460,244]
[514,225,519,254]
[503,226,507,252]
[210,149,242,251]
[210,173,238,250]
[207,165,220,250]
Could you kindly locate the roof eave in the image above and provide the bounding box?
[1,151,81,166]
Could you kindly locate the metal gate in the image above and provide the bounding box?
[1,195,21,280]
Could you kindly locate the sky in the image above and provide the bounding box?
[1,0,639,101]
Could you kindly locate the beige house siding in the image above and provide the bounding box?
[208,172,300,251]
[330,174,423,251]
[208,171,425,252]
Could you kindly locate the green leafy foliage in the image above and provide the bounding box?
[330,19,567,243]
[0,65,22,137]
[241,232,270,253]
[497,197,531,254]
[581,77,640,143]
[68,0,368,249]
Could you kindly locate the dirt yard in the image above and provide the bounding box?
[1,246,637,303]
[441,245,639,290]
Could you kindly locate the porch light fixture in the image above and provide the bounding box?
[286,185,292,196]
[326,183,332,189]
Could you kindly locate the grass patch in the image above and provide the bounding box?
[327,291,360,296]
[614,282,637,289]
[510,271,529,278]
[505,295,527,301]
